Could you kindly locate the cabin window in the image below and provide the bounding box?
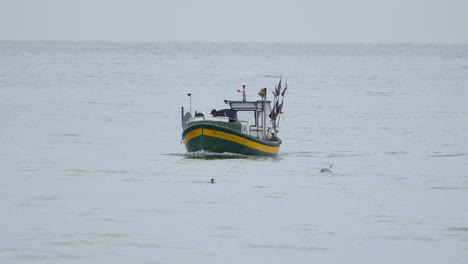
[237,110,256,127]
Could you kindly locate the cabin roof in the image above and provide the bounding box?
[224,100,271,111]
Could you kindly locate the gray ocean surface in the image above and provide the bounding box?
[1,41,468,263]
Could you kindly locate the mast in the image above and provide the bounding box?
[187,93,192,114]
[258,87,267,140]
[242,83,246,102]
[263,89,267,140]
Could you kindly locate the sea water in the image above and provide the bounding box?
[1,42,468,263]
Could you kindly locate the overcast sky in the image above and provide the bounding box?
[1,0,467,43]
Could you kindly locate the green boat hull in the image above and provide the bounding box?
[182,121,281,156]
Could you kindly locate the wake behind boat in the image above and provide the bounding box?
[181,80,288,156]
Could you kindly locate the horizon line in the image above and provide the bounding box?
[1,39,467,45]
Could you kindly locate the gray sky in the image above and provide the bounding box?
[1,0,467,43]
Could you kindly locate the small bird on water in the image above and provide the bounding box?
[210,178,215,184]
[320,165,333,173]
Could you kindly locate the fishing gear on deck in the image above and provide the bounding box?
[269,78,288,135]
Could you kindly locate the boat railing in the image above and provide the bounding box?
[187,116,229,123]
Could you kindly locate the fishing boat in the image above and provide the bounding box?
[181,80,288,156]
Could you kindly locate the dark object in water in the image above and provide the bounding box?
[320,165,333,173]
[210,178,215,184]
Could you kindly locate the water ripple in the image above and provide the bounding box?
[243,244,329,251]
[427,153,467,158]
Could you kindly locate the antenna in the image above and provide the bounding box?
[187,93,192,114]
[242,83,246,102]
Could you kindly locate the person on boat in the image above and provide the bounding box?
[210,109,217,117]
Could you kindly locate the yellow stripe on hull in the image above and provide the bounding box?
[184,128,203,143]
[184,128,279,154]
